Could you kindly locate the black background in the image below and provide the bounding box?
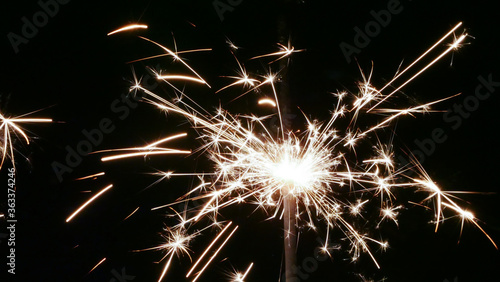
[1,0,500,281]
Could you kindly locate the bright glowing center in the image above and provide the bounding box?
[272,157,313,188]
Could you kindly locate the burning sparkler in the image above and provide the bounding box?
[69,21,497,281]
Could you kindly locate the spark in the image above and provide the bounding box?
[156,74,207,84]
[216,53,259,94]
[101,149,191,162]
[137,37,210,87]
[192,225,239,282]
[127,48,212,64]
[0,111,52,169]
[187,222,235,278]
[155,227,195,282]
[107,24,148,36]
[229,262,253,281]
[66,184,113,222]
[226,37,240,50]
[75,172,105,181]
[123,207,140,221]
[258,98,277,107]
[87,257,106,274]
[378,205,403,227]
[441,202,498,249]
[350,199,369,216]
[250,42,305,64]
[98,133,191,162]
[368,22,466,111]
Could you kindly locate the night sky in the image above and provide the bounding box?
[1,0,500,281]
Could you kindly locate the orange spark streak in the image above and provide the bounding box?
[101,149,191,162]
[75,172,105,181]
[88,257,106,274]
[107,24,148,36]
[66,184,113,222]
[124,207,140,221]
[192,226,238,281]
[368,22,463,112]
[258,98,277,107]
[158,252,175,282]
[186,222,234,277]
[241,263,254,280]
[157,75,207,84]
[146,133,188,148]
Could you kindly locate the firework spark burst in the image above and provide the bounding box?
[0,110,52,170]
[69,22,497,281]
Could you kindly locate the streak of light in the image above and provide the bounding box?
[66,184,113,222]
[87,257,107,274]
[75,172,105,181]
[107,24,148,36]
[186,222,234,278]
[192,225,239,282]
[124,207,140,221]
[258,98,277,107]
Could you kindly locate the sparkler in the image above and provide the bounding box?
[69,21,497,281]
